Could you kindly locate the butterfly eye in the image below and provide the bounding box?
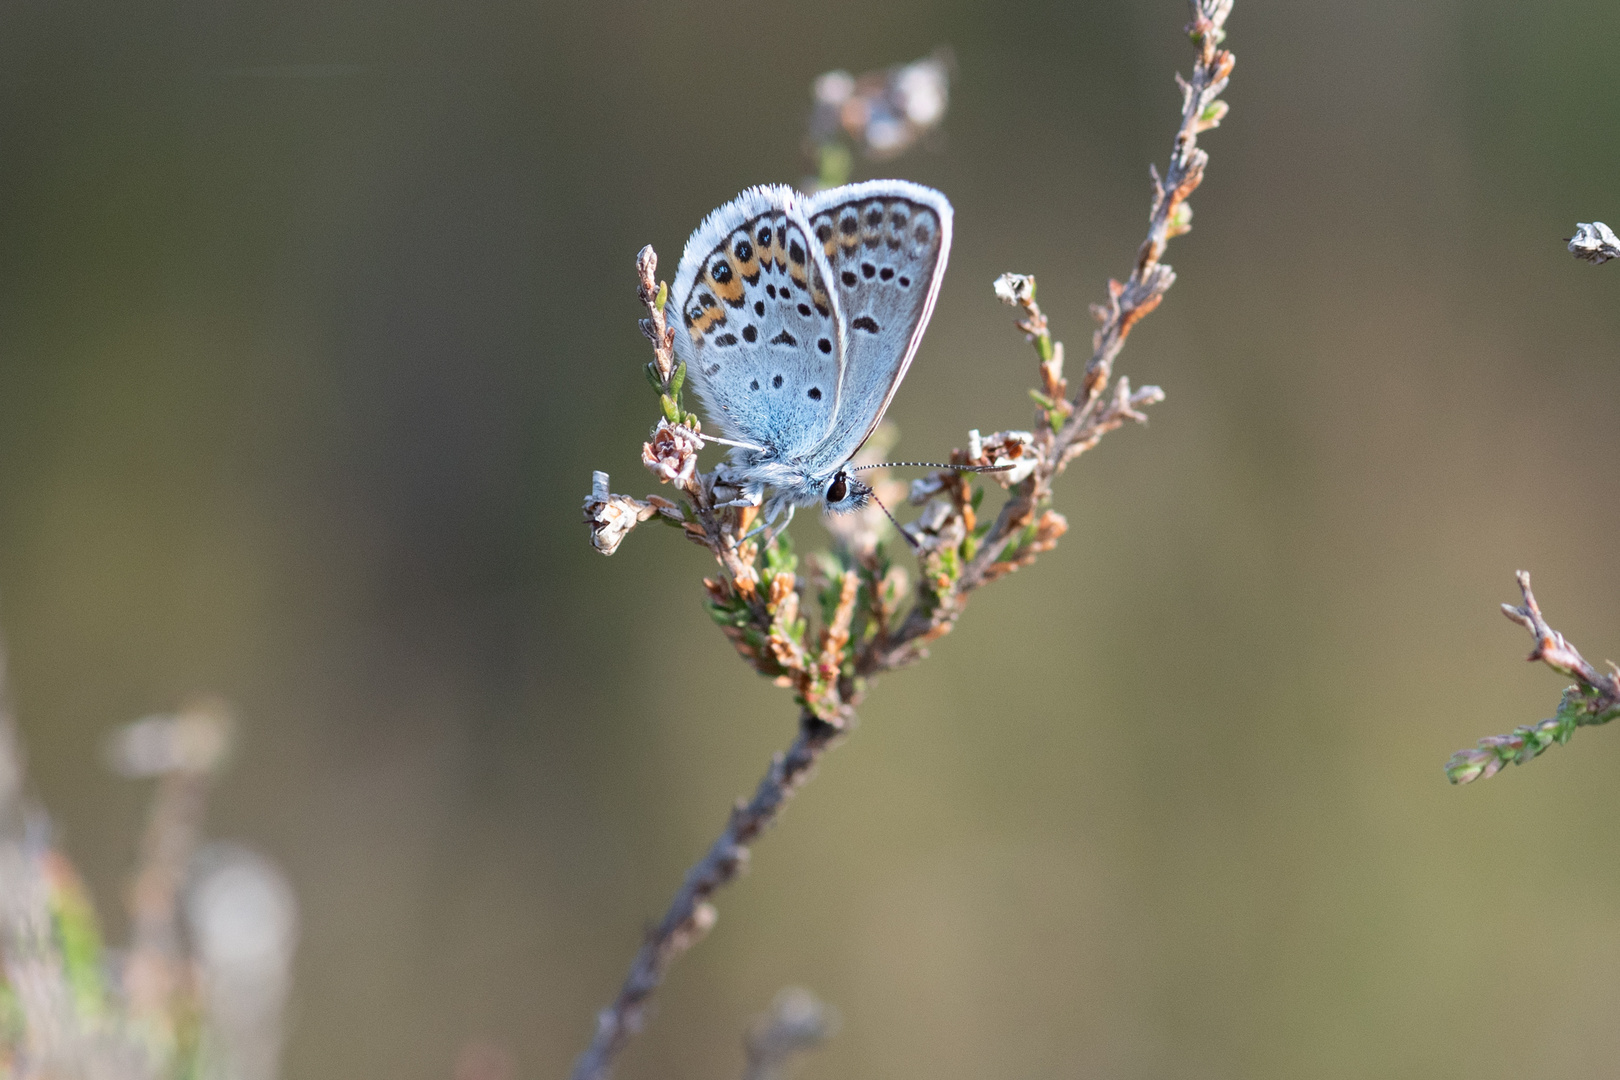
[826,474,848,504]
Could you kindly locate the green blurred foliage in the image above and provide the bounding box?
[0,1,1618,1078]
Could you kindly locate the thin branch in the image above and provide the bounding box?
[569,710,849,1080]
[1446,571,1620,784]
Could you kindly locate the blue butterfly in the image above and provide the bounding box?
[667,180,953,532]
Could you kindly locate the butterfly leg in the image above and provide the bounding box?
[743,502,795,546]
[713,476,765,510]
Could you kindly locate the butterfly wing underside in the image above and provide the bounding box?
[667,186,846,460]
[802,180,953,471]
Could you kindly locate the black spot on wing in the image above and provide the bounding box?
[852,316,880,333]
[808,387,822,400]
[817,338,832,354]
[770,330,797,346]
[715,333,738,346]
[880,267,894,280]
[743,325,758,342]
[797,303,811,316]
[840,270,857,286]
[861,262,876,278]
[772,374,784,388]
[754,300,765,315]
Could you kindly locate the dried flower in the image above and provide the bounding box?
[642,419,702,487]
[907,473,949,504]
[583,471,659,556]
[904,497,965,553]
[993,273,1035,306]
[1568,221,1620,265]
[976,430,1039,487]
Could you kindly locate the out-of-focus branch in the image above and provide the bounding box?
[741,988,839,1080]
[569,710,849,1080]
[0,624,89,1080]
[1568,221,1620,265]
[111,703,233,1057]
[804,51,952,191]
[1446,572,1620,783]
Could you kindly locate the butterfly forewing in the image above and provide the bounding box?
[668,186,845,460]
[803,180,952,471]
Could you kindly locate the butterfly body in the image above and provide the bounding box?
[667,180,952,523]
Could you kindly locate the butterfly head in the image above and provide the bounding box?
[823,470,872,514]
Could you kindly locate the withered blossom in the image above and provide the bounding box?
[992,273,1035,306]
[903,497,966,553]
[582,471,660,556]
[1568,221,1620,265]
[975,430,1039,487]
[641,419,702,487]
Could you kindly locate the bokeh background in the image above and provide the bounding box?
[2,0,1619,1077]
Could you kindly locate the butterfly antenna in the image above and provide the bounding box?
[853,461,1014,474]
[866,487,921,550]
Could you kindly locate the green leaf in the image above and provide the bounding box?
[654,281,668,311]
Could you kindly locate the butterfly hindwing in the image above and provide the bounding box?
[804,180,952,471]
[667,186,845,460]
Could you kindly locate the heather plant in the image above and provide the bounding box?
[575,3,1236,1075]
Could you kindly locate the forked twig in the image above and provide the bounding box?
[1446,571,1620,783]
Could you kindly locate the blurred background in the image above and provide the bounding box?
[2,0,1618,1076]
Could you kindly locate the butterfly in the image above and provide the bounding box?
[666,179,953,533]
